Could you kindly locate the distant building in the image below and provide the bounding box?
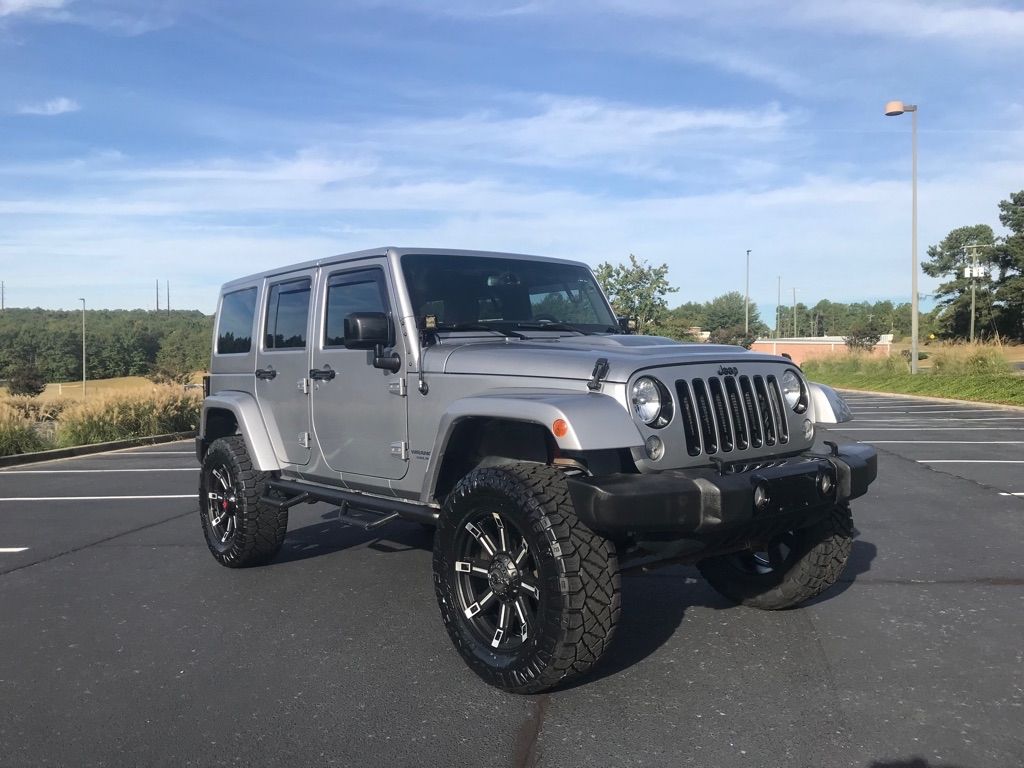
[749,335,894,365]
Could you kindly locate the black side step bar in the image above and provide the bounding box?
[263,478,438,529]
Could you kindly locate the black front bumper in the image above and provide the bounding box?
[567,443,876,539]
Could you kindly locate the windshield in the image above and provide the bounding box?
[401,254,618,333]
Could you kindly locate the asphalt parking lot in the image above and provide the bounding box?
[1,392,1022,768]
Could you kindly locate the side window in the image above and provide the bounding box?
[264,278,311,350]
[324,268,389,346]
[216,287,258,354]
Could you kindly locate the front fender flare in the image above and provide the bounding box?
[200,391,281,472]
[421,390,644,501]
[807,382,853,424]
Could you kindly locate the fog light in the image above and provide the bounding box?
[803,418,814,440]
[645,435,664,461]
[817,469,835,497]
[753,482,771,512]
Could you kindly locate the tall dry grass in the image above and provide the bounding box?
[0,385,201,457]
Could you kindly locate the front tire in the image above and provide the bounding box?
[697,503,854,610]
[433,463,620,693]
[199,436,287,567]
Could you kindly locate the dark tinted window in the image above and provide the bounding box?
[265,278,311,349]
[325,269,389,346]
[216,287,257,354]
[401,254,616,329]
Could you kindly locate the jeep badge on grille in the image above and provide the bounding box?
[717,365,738,376]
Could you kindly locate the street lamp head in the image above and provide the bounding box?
[884,100,917,116]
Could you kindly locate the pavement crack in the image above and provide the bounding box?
[0,509,195,577]
[511,693,549,768]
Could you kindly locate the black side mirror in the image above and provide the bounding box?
[617,316,637,334]
[344,312,401,372]
[343,312,391,349]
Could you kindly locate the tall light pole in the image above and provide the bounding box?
[78,298,87,399]
[885,100,919,373]
[744,249,752,335]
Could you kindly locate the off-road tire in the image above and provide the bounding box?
[199,436,287,568]
[433,462,620,694]
[697,503,854,610]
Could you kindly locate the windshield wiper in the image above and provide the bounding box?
[435,322,528,339]
[512,321,592,335]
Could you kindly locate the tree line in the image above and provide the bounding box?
[0,308,213,387]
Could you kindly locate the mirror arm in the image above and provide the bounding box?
[372,343,401,373]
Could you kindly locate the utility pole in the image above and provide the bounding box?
[166,280,170,317]
[156,279,160,312]
[1,280,4,311]
[963,244,992,343]
[744,249,752,335]
[792,288,798,337]
[776,276,781,338]
[78,298,87,399]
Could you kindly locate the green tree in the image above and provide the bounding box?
[992,190,1024,340]
[595,253,678,335]
[703,292,769,337]
[922,224,997,339]
[7,361,47,397]
[844,318,883,352]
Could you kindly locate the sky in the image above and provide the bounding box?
[1,0,1022,319]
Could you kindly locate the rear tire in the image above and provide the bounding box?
[697,503,854,610]
[199,436,287,567]
[433,462,620,693]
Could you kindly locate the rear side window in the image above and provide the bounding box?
[265,278,311,350]
[217,287,257,354]
[324,269,389,346]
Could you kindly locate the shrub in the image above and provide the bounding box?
[0,405,51,456]
[7,363,47,397]
[929,344,1011,375]
[56,386,201,447]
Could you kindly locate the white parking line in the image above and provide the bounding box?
[850,409,1008,415]
[0,547,29,553]
[850,417,1024,422]
[835,427,1024,431]
[866,441,1024,444]
[0,468,197,474]
[0,495,196,501]
[917,460,1024,464]
[999,492,1024,497]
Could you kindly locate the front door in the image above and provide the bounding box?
[310,260,409,480]
[254,270,315,466]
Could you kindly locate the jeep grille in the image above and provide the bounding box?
[675,375,789,457]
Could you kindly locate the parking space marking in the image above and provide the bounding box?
[0,547,29,553]
[866,440,1024,444]
[0,468,197,474]
[999,492,1024,497]
[0,494,196,502]
[851,417,1024,422]
[917,460,1024,464]
[836,427,1024,431]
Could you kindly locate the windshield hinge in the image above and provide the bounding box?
[587,358,610,391]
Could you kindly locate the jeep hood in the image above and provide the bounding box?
[424,335,791,382]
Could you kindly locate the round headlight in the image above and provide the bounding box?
[631,376,673,427]
[780,370,806,412]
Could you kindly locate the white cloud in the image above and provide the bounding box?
[0,0,64,18]
[16,96,79,115]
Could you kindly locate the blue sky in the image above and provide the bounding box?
[1,0,1022,317]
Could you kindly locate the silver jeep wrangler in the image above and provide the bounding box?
[197,247,876,693]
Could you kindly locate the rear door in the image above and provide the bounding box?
[310,260,409,480]
[254,270,316,466]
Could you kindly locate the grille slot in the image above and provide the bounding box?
[675,373,789,457]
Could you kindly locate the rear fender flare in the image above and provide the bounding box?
[200,392,281,472]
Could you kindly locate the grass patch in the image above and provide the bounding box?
[803,346,1024,407]
[0,384,201,457]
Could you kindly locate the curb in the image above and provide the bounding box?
[0,431,197,468]
[835,388,1024,413]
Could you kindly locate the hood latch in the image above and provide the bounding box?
[587,358,610,392]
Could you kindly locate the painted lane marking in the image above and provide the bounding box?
[917,460,1024,464]
[834,427,1024,431]
[849,417,1024,422]
[0,547,29,553]
[122,451,196,455]
[999,492,1024,497]
[0,495,196,502]
[0,468,196,474]
[850,409,1009,415]
[865,440,1024,444]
